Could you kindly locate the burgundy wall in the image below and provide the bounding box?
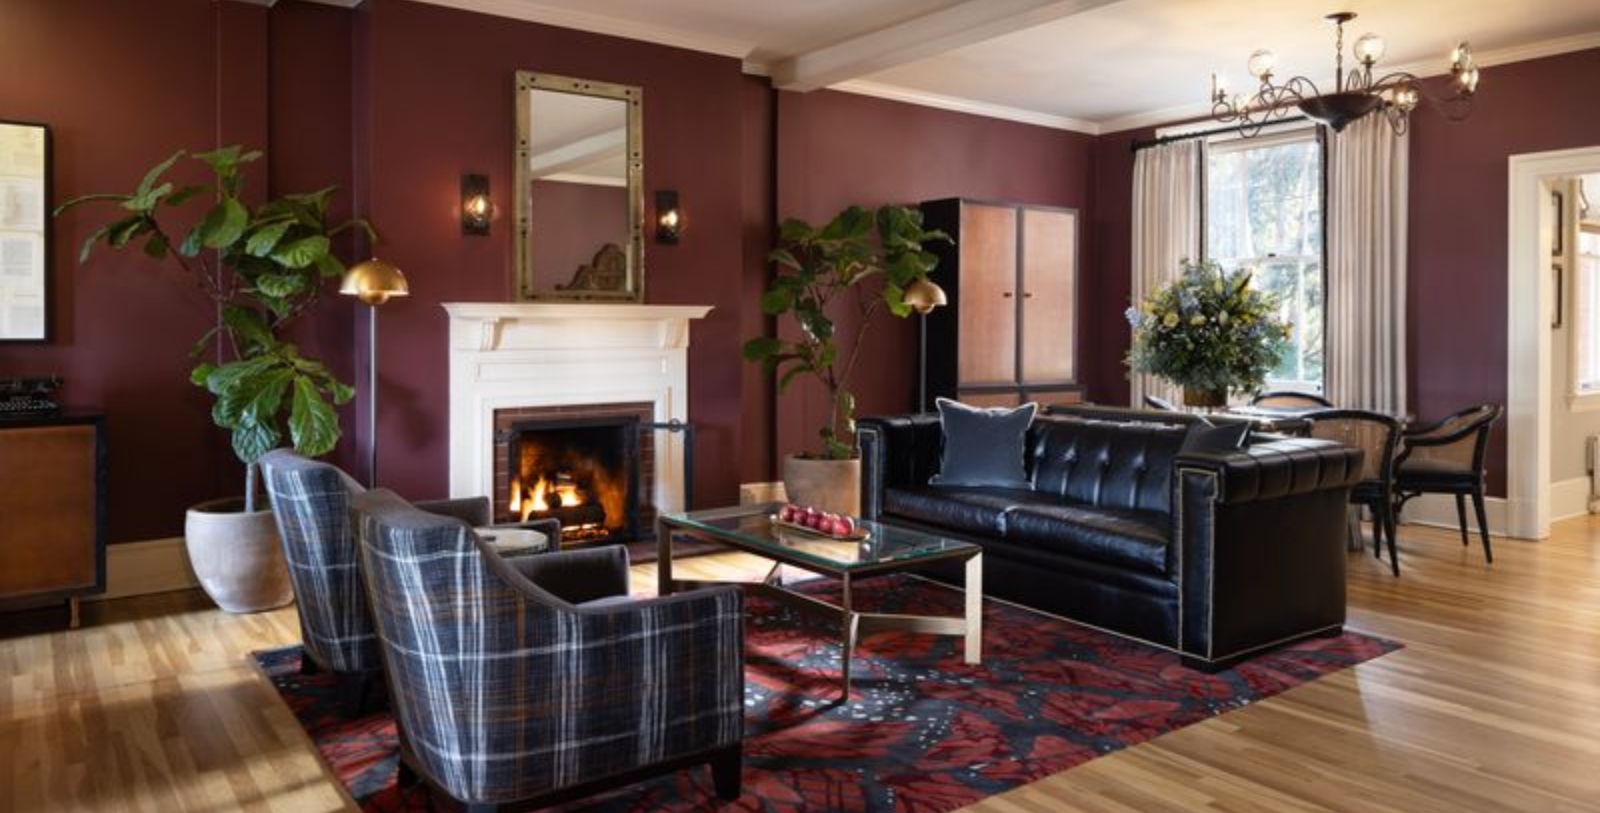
[1406,48,1600,494]
[353,0,748,507]
[1087,48,1600,496]
[527,180,627,289]
[2,0,249,543]
[770,89,1096,464]
[739,76,777,484]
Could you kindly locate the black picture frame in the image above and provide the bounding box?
[0,120,50,343]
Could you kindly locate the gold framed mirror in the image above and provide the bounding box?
[514,71,643,301]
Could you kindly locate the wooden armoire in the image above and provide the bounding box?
[918,198,1082,410]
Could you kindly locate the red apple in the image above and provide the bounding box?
[777,504,796,523]
[836,516,856,536]
[802,507,821,527]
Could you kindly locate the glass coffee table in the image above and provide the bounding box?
[657,503,983,699]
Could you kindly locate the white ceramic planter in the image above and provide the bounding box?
[184,497,294,613]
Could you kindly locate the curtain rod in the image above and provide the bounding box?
[1130,124,1244,153]
[1130,117,1314,153]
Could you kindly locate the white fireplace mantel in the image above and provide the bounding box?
[444,302,713,511]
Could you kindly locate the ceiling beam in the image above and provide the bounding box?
[770,0,1130,92]
[529,128,627,178]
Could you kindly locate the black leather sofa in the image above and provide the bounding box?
[857,412,1364,670]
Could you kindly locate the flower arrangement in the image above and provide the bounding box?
[1125,259,1291,402]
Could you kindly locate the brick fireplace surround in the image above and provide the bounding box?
[444,302,712,523]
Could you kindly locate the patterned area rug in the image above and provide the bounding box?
[254,575,1398,812]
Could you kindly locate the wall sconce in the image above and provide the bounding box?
[461,173,491,236]
[656,190,681,244]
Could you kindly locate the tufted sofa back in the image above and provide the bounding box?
[1028,418,1188,515]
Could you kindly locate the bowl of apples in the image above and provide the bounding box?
[771,503,870,541]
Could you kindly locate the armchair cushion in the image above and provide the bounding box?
[929,398,1037,489]
[503,545,630,605]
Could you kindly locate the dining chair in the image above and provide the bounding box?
[1306,409,1404,576]
[1251,390,1333,408]
[1393,404,1504,564]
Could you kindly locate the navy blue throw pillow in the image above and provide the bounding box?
[1180,419,1251,453]
[930,398,1038,489]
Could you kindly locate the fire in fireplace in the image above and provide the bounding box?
[505,417,640,544]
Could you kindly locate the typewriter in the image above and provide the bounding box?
[0,376,63,417]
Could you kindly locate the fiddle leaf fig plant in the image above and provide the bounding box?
[57,146,371,510]
[743,204,950,460]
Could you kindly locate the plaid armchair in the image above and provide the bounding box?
[351,488,745,809]
[259,449,560,717]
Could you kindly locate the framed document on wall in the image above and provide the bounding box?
[0,121,49,342]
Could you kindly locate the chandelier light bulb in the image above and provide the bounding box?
[1247,49,1276,80]
[1352,33,1385,65]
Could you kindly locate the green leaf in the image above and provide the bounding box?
[244,220,295,257]
[314,252,345,279]
[270,235,329,269]
[121,181,172,213]
[54,193,130,217]
[767,247,803,271]
[141,231,169,260]
[289,377,341,457]
[77,223,112,263]
[742,336,782,361]
[108,216,149,248]
[190,362,217,387]
[221,305,274,351]
[759,287,794,315]
[243,369,292,425]
[196,198,249,250]
[135,151,184,196]
[255,272,306,298]
[230,420,280,465]
[165,185,206,207]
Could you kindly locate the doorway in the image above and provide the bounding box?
[1507,145,1600,539]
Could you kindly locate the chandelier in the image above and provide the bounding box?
[1210,11,1479,136]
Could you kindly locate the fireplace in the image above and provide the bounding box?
[446,302,712,534]
[494,403,657,544]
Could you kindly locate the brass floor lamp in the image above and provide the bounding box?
[903,278,948,412]
[340,259,409,487]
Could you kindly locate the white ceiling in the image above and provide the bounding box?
[400,0,1600,133]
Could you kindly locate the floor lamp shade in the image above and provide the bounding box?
[340,259,410,486]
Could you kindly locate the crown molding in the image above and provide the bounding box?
[830,80,1101,135]
[399,0,752,59]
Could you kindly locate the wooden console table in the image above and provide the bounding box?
[0,413,106,628]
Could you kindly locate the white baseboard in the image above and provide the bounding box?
[95,537,199,601]
[1398,494,1511,537]
[1551,476,1595,522]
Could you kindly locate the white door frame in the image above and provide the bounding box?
[1506,145,1600,539]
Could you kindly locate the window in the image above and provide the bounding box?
[1204,128,1325,393]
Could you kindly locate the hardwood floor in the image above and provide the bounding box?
[3,518,1598,812]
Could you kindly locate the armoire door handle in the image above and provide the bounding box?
[1023,292,1034,299]
[1002,292,1014,298]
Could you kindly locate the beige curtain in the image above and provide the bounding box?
[1130,139,1201,407]
[1326,114,1409,413]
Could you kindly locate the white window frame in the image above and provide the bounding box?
[1201,125,1326,395]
